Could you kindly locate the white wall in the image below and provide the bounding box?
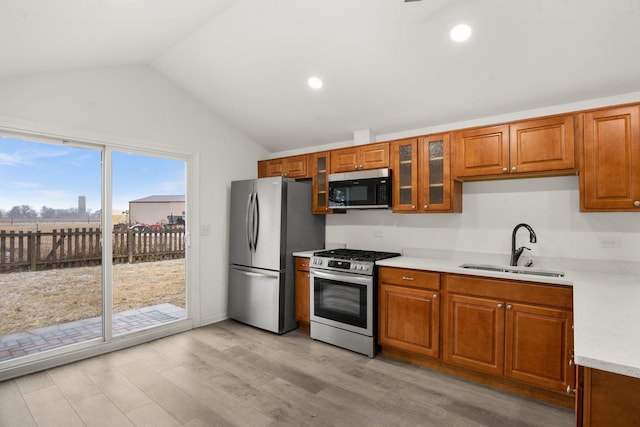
[0,65,268,325]
[326,176,640,265]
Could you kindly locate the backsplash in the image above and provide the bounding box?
[325,176,640,265]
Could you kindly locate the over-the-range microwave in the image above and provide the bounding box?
[328,168,392,209]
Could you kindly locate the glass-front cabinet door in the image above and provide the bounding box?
[391,138,419,212]
[391,133,461,213]
[312,151,332,214]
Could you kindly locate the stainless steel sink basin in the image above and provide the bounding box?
[459,263,565,278]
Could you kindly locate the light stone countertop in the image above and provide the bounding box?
[292,250,318,258]
[376,253,640,379]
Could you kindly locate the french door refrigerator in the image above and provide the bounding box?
[228,176,325,334]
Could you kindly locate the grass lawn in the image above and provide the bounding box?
[0,259,185,336]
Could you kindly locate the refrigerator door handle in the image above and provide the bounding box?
[253,192,260,250]
[246,192,254,252]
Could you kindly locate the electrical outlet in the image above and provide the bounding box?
[598,236,621,248]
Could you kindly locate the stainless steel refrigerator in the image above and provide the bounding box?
[228,176,325,334]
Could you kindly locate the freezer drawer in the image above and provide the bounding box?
[228,265,284,333]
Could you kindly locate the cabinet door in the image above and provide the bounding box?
[330,147,359,172]
[266,159,285,177]
[294,257,310,332]
[582,367,640,427]
[444,294,505,375]
[509,115,577,174]
[379,284,440,358]
[391,138,419,212]
[582,105,640,211]
[295,269,310,324]
[359,142,390,170]
[311,151,332,214]
[504,302,574,393]
[419,133,461,212]
[284,155,308,178]
[455,125,510,178]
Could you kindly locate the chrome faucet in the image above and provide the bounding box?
[510,223,537,266]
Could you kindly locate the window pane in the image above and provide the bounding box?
[0,137,102,362]
[111,152,186,336]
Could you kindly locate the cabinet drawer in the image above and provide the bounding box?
[295,257,310,271]
[380,267,440,290]
[445,274,572,309]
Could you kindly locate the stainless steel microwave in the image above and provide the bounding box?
[328,168,392,209]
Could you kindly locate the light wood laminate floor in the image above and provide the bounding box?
[0,320,574,426]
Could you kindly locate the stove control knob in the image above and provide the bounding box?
[363,265,370,271]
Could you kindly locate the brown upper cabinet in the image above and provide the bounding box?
[581,104,640,211]
[311,151,333,214]
[455,114,578,180]
[330,142,389,173]
[390,134,461,213]
[257,155,309,178]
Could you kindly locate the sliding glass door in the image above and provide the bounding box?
[0,137,102,361]
[0,135,188,365]
[111,151,186,336]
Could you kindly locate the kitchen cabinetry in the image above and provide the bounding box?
[455,114,578,179]
[444,274,574,394]
[311,151,333,214]
[258,155,309,178]
[378,267,441,358]
[577,366,640,426]
[294,257,311,333]
[390,134,461,213]
[581,104,640,211]
[330,142,389,173]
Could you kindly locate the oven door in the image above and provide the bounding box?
[310,268,373,336]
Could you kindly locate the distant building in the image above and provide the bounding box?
[128,195,185,226]
[78,195,86,216]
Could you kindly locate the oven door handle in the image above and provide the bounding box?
[310,269,373,286]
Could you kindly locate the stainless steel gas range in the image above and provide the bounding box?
[309,248,400,357]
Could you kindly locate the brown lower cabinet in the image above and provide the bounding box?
[378,267,441,358]
[294,257,311,333]
[578,366,640,427]
[378,267,575,408]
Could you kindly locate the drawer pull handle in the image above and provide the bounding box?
[300,264,307,267]
[402,276,415,281]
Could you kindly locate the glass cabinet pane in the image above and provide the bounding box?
[428,140,445,205]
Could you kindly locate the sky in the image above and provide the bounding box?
[0,136,185,214]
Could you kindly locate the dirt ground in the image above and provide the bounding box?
[0,259,185,336]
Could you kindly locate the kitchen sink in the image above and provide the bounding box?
[459,263,565,278]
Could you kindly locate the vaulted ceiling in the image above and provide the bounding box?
[1,0,639,153]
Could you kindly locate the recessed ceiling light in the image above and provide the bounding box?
[450,24,472,42]
[308,77,323,89]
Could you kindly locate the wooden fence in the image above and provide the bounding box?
[0,228,185,272]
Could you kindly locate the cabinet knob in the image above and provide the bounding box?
[502,167,508,173]
[423,205,428,209]
[497,303,503,309]
[569,358,574,366]
[634,200,640,207]
[300,264,307,267]
[411,205,416,209]
[566,385,576,395]
[432,294,438,299]
[402,276,415,281]
[511,166,516,172]
[506,304,513,310]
